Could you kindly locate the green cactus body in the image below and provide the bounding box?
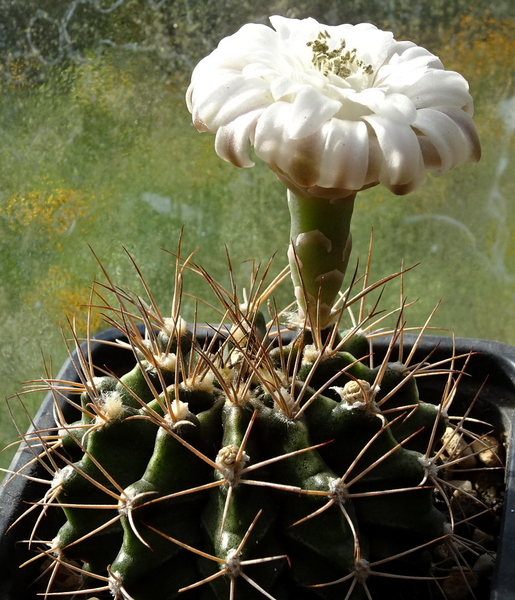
[37,318,466,600]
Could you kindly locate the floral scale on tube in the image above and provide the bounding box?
[186,15,481,330]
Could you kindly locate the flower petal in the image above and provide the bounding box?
[316,119,370,190]
[270,14,320,44]
[255,102,324,188]
[215,109,263,168]
[270,76,306,101]
[404,70,472,109]
[414,108,481,173]
[343,23,395,68]
[287,86,341,139]
[189,72,271,131]
[218,22,280,58]
[374,93,417,123]
[363,114,426,193]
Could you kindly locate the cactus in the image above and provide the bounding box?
[2,17,493,598]
[5,249,501,600]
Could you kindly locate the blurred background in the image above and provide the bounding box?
[1,0,514,467]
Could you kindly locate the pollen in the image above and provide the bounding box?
[307,31,373,78]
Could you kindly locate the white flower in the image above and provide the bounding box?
[186,15,480,198]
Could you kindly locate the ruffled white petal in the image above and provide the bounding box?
[403,70,473,109]
[288,87,341,139]
[414,108,481,173]
[343,24,395,68]
[215,109,263,167]
[271,77,308,101]
[255,102,324,188]
[270,14,320,45]
[188,72,271,131]
[317,119,370,189]
[218,22,280,57]
[363,114,426,193]
[374,93,417,123]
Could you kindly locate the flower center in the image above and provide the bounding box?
[307,31,373,79]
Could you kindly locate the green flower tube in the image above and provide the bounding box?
[287,191,355,329]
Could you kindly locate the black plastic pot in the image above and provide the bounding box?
[1,330,514,600]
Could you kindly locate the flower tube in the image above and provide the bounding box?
[186,16,481,329]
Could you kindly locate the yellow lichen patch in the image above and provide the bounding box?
[26,265,104,336]
[441,13,515,87]
[0,56,43,90]
[4,186,94,238]
[72,59,147,120]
